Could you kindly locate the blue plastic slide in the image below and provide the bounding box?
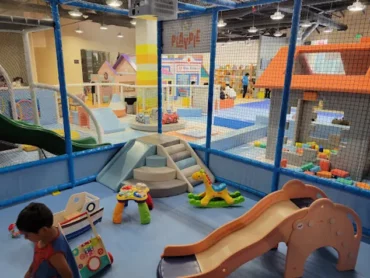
[97,139,156,191]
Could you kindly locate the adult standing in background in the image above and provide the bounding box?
[242,73,249,98]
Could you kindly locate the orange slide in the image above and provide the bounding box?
[157,180,362,278]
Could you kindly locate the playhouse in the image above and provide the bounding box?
[91,54,137,104]
[256,38,370,185]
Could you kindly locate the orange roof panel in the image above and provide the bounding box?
[255,40,370,94]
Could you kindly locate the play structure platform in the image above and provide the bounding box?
[157,180,362,278]
[97,134,214,198]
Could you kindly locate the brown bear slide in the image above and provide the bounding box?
[157,180,362,278]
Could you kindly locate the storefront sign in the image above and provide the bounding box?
[163,15,212,54]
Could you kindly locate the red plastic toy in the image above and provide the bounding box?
[8,223,20,238]
[162,111,179,124]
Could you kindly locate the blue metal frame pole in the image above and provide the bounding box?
[58,0,129,15]
[271,0,302,192]
[50,0,76,186]
[178,2,207,12]
[205,10,218,167]
[157,20,163,134]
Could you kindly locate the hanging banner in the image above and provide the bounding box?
[163,15,212,54]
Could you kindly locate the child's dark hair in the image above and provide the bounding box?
[16,203,53,233]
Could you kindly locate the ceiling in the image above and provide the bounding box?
[0,0,368,40]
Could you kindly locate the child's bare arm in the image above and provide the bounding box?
[49,253,73,278]
[24,263,32,278]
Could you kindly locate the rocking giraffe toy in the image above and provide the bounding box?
[188,169,245,208]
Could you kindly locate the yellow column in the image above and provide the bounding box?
[136,19,158,114]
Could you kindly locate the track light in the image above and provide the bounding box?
[271,10,285,20]
[106,0,123,7]
[348,0,366,12]
[323,27,333,33]
[301,20,312,28]
[68,9,82,17]
[248,26,258,33]
[75,27,83,34]
[274,30,283,37]
[217,19,227,28]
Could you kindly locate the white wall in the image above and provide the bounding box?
[203,39,260,70]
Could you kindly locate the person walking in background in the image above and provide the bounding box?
[242,73,250,98]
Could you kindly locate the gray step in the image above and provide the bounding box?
[165,143,186,155]
[161,139,180,148]
[133,167,176,182]
[124,179,188,198]
[146,155,167,167]
[176,157,197,170]
[181,165,201,178]
[170,150,191,162]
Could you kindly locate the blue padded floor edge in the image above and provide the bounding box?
[1,182,370,278]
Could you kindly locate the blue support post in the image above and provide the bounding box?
[205,10,218,167]
[157,20,163,134]
[50,0,76,186]
[271,0,302,192]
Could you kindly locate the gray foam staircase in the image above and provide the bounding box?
[124,154,188,198]
[161,139,212,188]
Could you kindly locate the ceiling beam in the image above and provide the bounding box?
[58,0,129,16]
[280,7,347,30]
[301,23,319,41]
[196,0,236,9]
[178,2,207,12]
[236,0,283,9]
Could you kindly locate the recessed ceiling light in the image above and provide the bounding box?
[271,11,285,20]
[106,0,123,7]
[348,0,366,12]
[130,19,137,26]
[100,24,108,30]
[217,19,227,28]
[68,9,82,17]
[117,32,124,38]
[248,26,258,33]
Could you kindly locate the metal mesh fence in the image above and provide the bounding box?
[276,7,370,190]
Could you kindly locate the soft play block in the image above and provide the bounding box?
[317,171,332,178]
[337,178,353,186]
[146,155,167,167]
[176,108,202,117]
[319,159,330,172]
[219,99,234,109]
[91,107,125,134]
[331,169,349,178]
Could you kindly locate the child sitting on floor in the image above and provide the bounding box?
[16,203,80,278]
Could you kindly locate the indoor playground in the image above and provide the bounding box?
[1,0,370,278]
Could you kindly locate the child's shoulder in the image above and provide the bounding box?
[51,228,70,252]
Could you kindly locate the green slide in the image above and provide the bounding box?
[0,113,110,155]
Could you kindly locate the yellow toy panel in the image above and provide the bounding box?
[116,183,150,202]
